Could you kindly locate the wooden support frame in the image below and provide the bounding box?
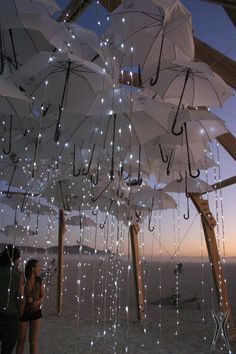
[57,209,66,314]
[129,223,145,321]
[190,194,236,339]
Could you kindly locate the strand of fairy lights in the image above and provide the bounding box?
[125,227,131,353]
[211,142,224,311]
[203,149,215,311]
[140,225,147,349]
[173,195,180,336]
[200,219,207,342]
[157,210,162,346]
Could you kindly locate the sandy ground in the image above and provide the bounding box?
[21,254,236,354]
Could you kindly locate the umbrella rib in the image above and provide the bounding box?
[5,97,18,116]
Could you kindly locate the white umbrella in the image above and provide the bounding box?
[142,60,233,135]
[129,185,177,231]
[14,51,113,141]
[66,23,119,81]
[107,0,194,69]
[1,222,35,238]
[164,173,214,219]
[0,77,31,116]
[1,0,60,17]
[65,215,96,227]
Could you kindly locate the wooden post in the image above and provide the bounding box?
[129,223,145,321]
[57,209,65,315]
[190,194,236,339]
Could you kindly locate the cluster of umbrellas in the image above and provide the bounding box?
[0,0,233,235]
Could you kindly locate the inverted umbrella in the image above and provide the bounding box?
[0,77,31,116]
[108,0,194,70]
[164,173,214,219]
[14,51,113,141]
[65,215,96,228]
[129,185,177,231]
[142,60,233,135]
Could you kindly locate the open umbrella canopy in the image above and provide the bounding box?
[129,185,177,210]
[164,175,214,194]
[107,0,194,68]
[0,0,60,18]
[143,60,233,108]
[1,222,35,238]
[0,77,31,116]
[65,215,96,227]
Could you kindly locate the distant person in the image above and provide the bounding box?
[0,244,24,354]
[174,262,183,275]
[16,259,44,354]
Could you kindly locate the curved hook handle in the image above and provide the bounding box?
[73,144,81,177]
[184,123,200,179]
[10,153,19,164]
[177,172,183,183]
[99,219,106,229]
[92,209,98,216]
[91,162,100,186]
[20,194,27,213]
[171,117,183,136]
[3,115,12,155]
[82,144,95,176]
[149,35,164,87]
[148,197,155,232]
[189,168,200,179]
[183,195,190,220]
[171,68,190,136]
[148,214,155,232]
[159,144,168,163]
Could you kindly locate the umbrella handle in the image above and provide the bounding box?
[20,194,27,213]
[10,153,19,164]
[159,144,168,163]
[92,209,98,216]
[184,123,200,179]
[177,172,183,182]
[90,162,100,185]
[171,68,191,136]
[183,195,190,220]
[149,35,164,87]
[99,199,113,229]
[82,144,95,176]
[3,115,12,155]
[148,198,155,232]
[73,144,81,177]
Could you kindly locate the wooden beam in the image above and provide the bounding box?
[194,38,236,89]
[61,0,236,89]
[57,209,66,315]
[216,132,236,161]
[211,176,236,191]
[190,195,236,340]
[129,223,145,321]
[57,0,92,22]
[201,0,236,9]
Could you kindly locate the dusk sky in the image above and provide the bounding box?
[0,0,235,259]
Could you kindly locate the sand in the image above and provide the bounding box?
[20,254,236,354]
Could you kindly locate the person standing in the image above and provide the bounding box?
[16,259,44,354]
[0,244,24,354]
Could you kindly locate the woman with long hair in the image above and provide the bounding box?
[16,259,44,354]
[0,244,24,354]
